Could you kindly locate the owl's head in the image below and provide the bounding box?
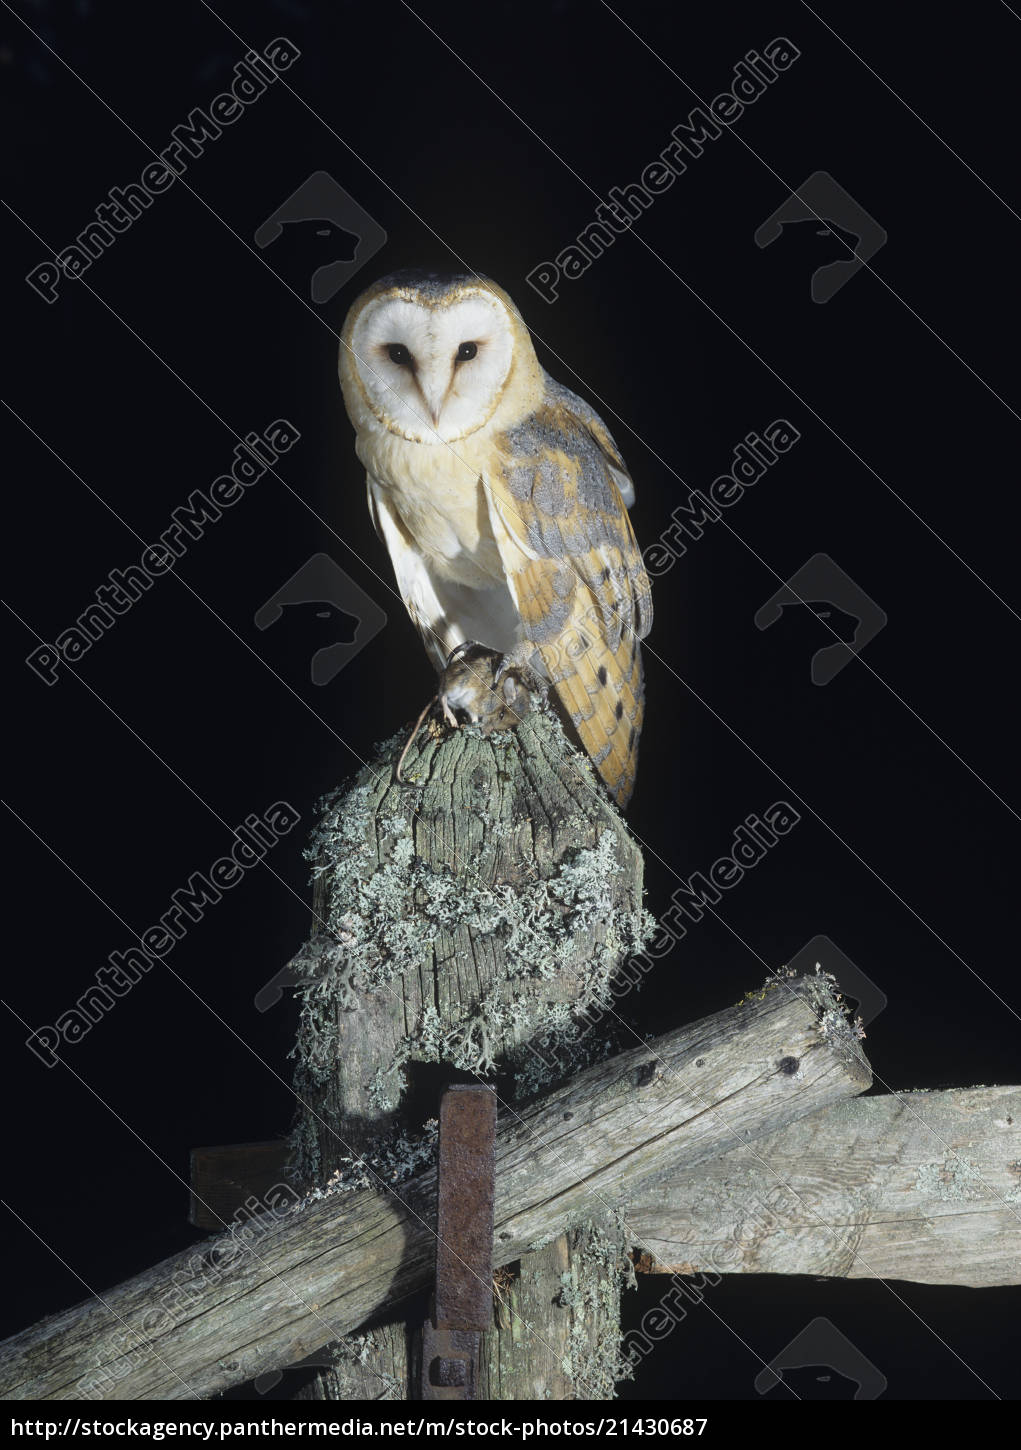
[339,271,538,444]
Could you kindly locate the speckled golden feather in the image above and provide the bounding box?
[489,380,653,806]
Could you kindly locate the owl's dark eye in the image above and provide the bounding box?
[455,341,478,363]
[387,343,412,366]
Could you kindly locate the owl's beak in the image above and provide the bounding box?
[417,372,451,430]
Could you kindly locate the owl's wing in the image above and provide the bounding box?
[541,373,636,508]
[367,476,449,670]
[486,383,653,806]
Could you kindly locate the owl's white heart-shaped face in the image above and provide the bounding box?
[343,285,517,444]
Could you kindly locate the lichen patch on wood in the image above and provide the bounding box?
[288,704,654,1186]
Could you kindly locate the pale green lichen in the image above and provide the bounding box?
[915,1150,988,1203]
[366,1041,412,1113]
[296,1119,440,1204]
[289,731,654,1101]
[308,812,631,993]
[554,1271,582,1309]
[555,1224,635,1399]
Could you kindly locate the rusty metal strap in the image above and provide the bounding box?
[422,1085,497,1400]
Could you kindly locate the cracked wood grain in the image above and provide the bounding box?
[630,1085,1021,1287]
[0,972,868,1400]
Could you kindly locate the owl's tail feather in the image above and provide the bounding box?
[540,627,645,809]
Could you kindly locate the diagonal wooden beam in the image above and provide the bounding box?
[0,972,868,1401]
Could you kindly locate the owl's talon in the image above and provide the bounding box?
[494,643,546,690]
[443,640,477,670]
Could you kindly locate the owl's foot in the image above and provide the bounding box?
[396,646,540,783]
[494,641,549,689]
[494,642,549,716]
[440,642,533,735]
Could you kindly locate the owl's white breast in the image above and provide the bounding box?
[356,424,507,591]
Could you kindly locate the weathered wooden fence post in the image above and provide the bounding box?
[288,701,653,1400]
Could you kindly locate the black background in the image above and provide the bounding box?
[3,0,1019,1403]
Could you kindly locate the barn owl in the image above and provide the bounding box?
[338,270,652,807]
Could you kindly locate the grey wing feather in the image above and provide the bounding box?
[541,372,636,508]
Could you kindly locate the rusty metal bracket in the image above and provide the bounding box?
[421,1085,497,1400]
